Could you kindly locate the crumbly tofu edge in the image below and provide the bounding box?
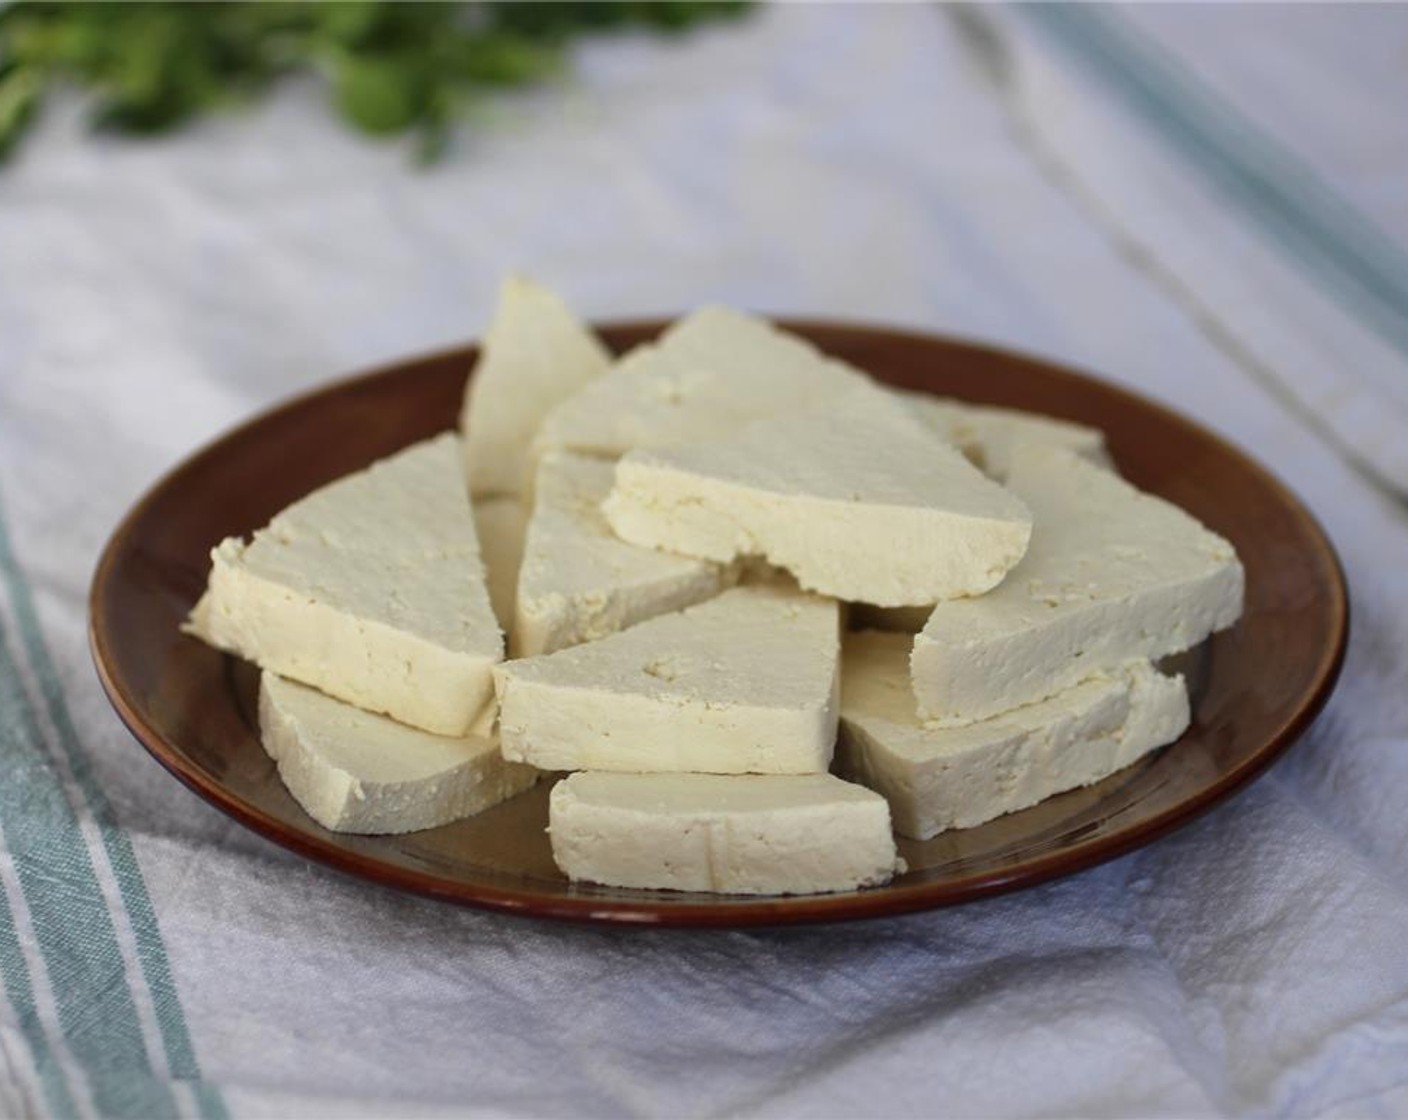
[605,457,1031,607]
[840,659,1189,839]
[192,538,499,737]
[494,669,839,775]
[258,673,537,835]
[548,773,900,895]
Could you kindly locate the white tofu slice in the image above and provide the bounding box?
[902,391,1112,480]
[838,632,1188,839]
[514,451,733,658]
[849,401,1109,631]
[603,385,1033,606]
[494,585,840,774]
[259,673,536,835]
[912,445,1243,725]
[460,276,611,497]
[549,771,900,895]
[531,306,868,462]
[473,496,528,633]
[188,434,502,736]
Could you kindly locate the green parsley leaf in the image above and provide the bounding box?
[0,0,752,165]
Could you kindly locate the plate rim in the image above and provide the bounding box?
[89,320,1350,927]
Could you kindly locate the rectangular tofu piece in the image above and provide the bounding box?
[901,391,1111,480]
[549,771,900,895]
[494,585,840,774]
[187,434,503,736]
[912,445,1243,725]
[604,385,1032,606]
[532,306,868,462]
[514,451,733,657]
[838,632,1188,839]
[259,673,536,834]
[460,276,611,497]
[473,496,528,634]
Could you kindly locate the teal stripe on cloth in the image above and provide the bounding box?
[1024,3,1408,366]
[0,514,227,1120]
[0,872,81,1118]
[0,612,178,1118]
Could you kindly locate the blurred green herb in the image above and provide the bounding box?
[0,1,750,164]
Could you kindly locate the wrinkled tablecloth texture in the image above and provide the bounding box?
[1,4,1406,1117]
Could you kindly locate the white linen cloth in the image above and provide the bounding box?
[1,4,1406,1116]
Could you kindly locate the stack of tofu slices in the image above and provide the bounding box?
[187,278,1244,897]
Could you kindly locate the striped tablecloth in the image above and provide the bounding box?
[1,5,1405,1116]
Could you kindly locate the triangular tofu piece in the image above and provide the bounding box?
[912,445,1243,725]
[851,399,1107,632]
[460,277,611,497]
[550,772,899,894]
[604,385,1033,606]
[188,434,502,736]
[473,495,529,633]
[494,585,840,774]
[901,391,1111,480]
[839,633,1188,839]
[532,307,868,462]
[260,672,537,835]
[514,451,734,658]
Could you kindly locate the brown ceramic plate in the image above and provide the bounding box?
[90,321,1347,927]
